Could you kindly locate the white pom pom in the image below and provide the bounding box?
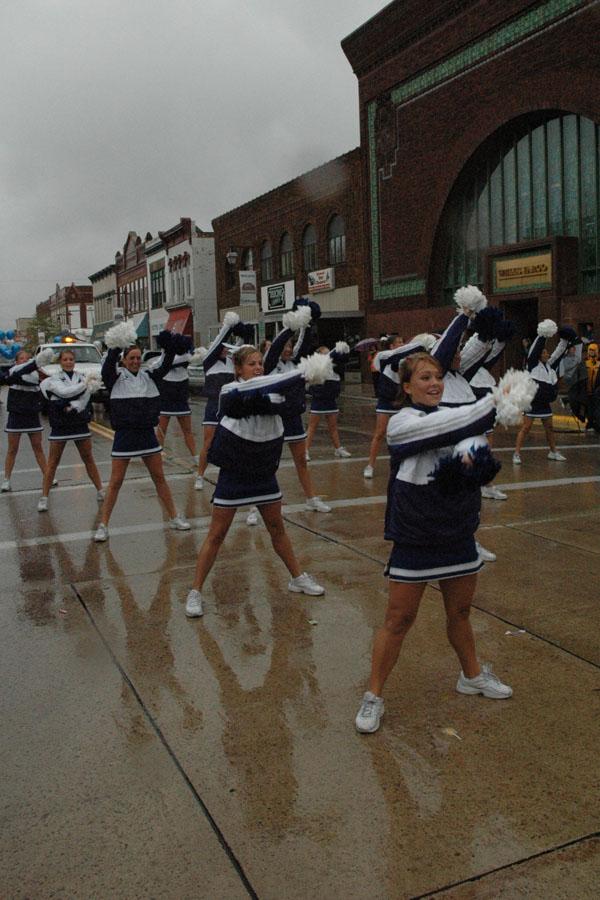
[223,311,240,328]
[454,285,487,316]
[334,341,350,355]
[283,306,311,331]
[190,346,208,365]
[492,369,538,426]
[410,333,437,351]
[35,347,55,366]
[85,373,103,394]
[297,352,334,385]
[537,319,557,338]
[105,321,137,349]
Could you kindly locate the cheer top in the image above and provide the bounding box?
[102,347,175,430]
[526,334,569,412]
[373,338,429,411]
[40,370,92,439]
[2,358,43,415]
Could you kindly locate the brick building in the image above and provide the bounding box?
[89,264,117,343]
[115,232,150,347]
[46,283,94,334]
[343,0,600,367]
[212,149,366,344]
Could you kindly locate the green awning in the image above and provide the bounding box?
[136,313,149,338]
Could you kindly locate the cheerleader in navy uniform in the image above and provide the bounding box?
[355,352,536,733]
[305,342,352,459]
[1,348,54,492]
[195,312,252,490]
[363,333,437,478]
[94,323,190,542]
[38,348,103,512]
[513,320,576,464]
[150,332,200,462]
[185,344,330,617]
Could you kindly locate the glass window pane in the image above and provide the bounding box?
[490,156,503,246]
[563,114,579,236]
[531,123,547,238]
[517,132,532,240]
[547,117,563,234]
[503,144,517,243]
[580,118,597,285]
[477,168,490,249]
[465,187,478,282]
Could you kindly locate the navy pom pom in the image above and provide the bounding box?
[558,325,578,343]
[495,319,516,343]
[293,297,321,320]
[156,330,174,350]
[467,445,502,486]
[472,307,503,343]
[430,447,501,495]
[173,333,193,355]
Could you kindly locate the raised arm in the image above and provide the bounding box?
[387,397,496,462]
[3,359,39,385]
[263,328,294,375]
[101,347,122,392]
[202,313,240,372]
[431,313,470,374]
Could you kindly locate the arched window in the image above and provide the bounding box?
[241,248,254,271]
[328,215,346,265]
[437,111,600,303]
[261,240,273,282]
[280,232,294,277]
[302,224,317,271]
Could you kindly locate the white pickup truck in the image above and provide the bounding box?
[34,341,109,407]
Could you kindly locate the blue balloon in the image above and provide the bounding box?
[12,343,22,354]
[0,346,8,358]
[53,335,62,343]
[6,330,14,340]
[0,331,5,340]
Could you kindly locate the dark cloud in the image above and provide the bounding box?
[0,0,383,323]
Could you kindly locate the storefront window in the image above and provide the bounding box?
[280,232,294,277]
[261,241,273,282]
[531,124,546,238]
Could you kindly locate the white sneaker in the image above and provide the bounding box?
[288,572,325,596]
[512,453,521,465]
[305,451,311,462]
[355,692,385,733]
[194,475,204,490]
[96,489,105,503]
[305,496,331,513]
[334,446,351,458]
[52,479,58,487]
[246,509,259,526]
[548,450,566,461]
[185,589,204,618]
[1,478,10,492]
[481,485,507,500]
[94,523,108,542]
[476,542,496,562]
[170,515,191,531]
[37,496,48,512]
[456,664,512,699]
[363,465,374,479]
[192,455,199,465]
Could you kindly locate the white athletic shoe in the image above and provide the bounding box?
[355,692,385,733]
[170,516,191,531]
[96,490,105,503]
[194,476,204,490]
[192,455,199,465]
[481,485,507,500]
[51,479,58,487]
[363,465,374,479]
[246,510,259,526]
[305,496,331,513]
[288,572,325,596]
[1,478,11,492]
[456,664,512,699]
[94,523,108,542]
[512,453,521,465]
[548,450,566,461]
[334,446,351,458]
[305,451,311,462]
[476,542,497,562]
[37,496,48,512]
[185,589,204,618]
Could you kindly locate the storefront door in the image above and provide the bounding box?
[501,298,538,370]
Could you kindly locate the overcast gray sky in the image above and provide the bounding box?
[1,0,385,324]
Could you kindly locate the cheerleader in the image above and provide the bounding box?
[185,345,330,617]
[363,334,436,478]
[257,300,330,518]
[355,352,536,733]
[38,348,103,512]
[513,321,576,464]
[305,342,352,459]
[195,312,253,491]
[150,332,198,462]
[1,348,53,492]
[94,324,190,542]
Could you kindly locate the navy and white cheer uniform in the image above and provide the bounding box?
[208,369,307,507]
[372,338,430,414]
[385,397,497,583]
[525,334,569,419]
[262,325,311,441]
[202,321,237,426]
[308,347,350,415]
[432,313,478,408]
[463,337,506,399]
[102,347,175,458]
[149,351,192,417]
[2,359,44,434]
[40,370,92,441]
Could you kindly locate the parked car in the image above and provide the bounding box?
[34,341,109,407]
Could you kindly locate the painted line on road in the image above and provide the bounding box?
[90,421,115,440]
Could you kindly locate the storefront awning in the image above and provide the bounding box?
[91,321,113,341]
[135,313,149,338]
[165,306,193,336]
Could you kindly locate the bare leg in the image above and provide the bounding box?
[543,418,557,452]
[191,506,236,589]
[325,413,342,450]
[305,414,319,452]
[368,581,426,696]
[101,457,130,525]
[75,438,103,490]
[157,415,169,446]
[367,413,388,468]
[143,452,177,518]
[514,416,533,454]
[28,432,48,476]
[289,440,317,499]
[42,441,66,496]
[258,501,302,577]
[177,414,197,457]
[197,424,216,477]
[4,433,21,479]
[440,574,480,678]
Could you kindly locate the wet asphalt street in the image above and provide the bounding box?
[1,384,600,898]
